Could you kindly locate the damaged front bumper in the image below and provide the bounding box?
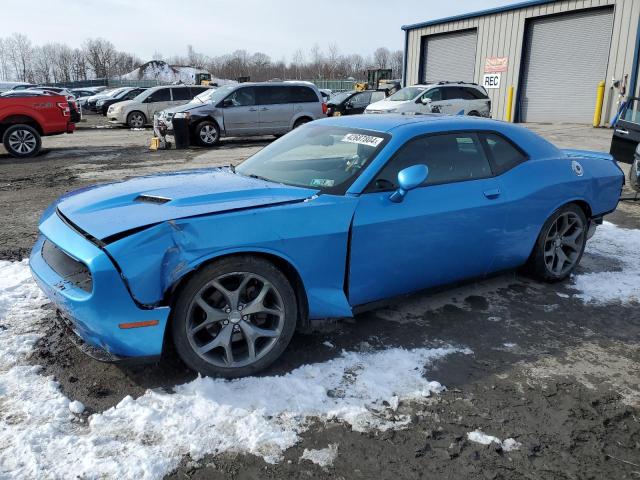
[29,210,170,361]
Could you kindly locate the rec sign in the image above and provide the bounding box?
[482,73,501,89]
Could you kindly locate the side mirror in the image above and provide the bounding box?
[420,97,432,105]
[389,164,429,203]
[222,98,233,108]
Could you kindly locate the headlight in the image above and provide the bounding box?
[96,100,105,106]
[173,112,190,119]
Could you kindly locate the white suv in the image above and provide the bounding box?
[108,85,212,128]
[365,82,491,117]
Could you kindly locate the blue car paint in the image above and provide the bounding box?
[105,194,359,318]
[30,212,169,358]
[29,115,624,360]
[56,169,319,240]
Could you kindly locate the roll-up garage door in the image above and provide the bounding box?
[421,30,477,84]
[519,8,614,123]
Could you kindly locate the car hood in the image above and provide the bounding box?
[110,99,136,110]
[367,99,410,111]
[55,169,319,241]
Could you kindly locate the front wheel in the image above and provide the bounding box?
[293,117,311,129]
[171,257,298,378]
[127,111,146,128]
[3,124,41,158]
[526,204,587,282]
[195,121,220,147]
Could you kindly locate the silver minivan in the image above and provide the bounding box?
[156,82,326,146]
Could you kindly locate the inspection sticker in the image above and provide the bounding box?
[310,178,335,187]
[341,133,384,148]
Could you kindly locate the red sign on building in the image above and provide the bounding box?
[485,57,509,73]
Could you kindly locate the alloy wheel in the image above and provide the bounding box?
[199,125,218,144]
[186,272,285,368]
[130,113,145,128]
[8,129,37,155]
[543,211,585,276]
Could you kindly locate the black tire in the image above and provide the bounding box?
[194,121,220,147]
[171,256,298,378]
[525,203,588,282]
[3,124,41,158]
[468,110,480,117]
[293,117,311,129]
[126,111,146,128]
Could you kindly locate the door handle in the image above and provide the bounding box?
[260,107,269,111]
[615,128,629,135]
[248,108,258,112]
[483,188,501,199]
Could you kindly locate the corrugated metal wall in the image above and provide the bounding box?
[405,0,640,125]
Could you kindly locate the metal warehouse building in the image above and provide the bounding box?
[402,0,640,125]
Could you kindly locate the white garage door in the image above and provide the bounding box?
[520,8,614,123]
[421,30,477,84]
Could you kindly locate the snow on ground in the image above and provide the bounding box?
[466,430,521,452]
[572,222,640,303]
[0,260,467,480]
[300,444,338,468]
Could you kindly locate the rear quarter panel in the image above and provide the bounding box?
[491,154,623,270]
[0,96,68,135]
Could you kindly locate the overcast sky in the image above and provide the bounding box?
[3,0,517,60]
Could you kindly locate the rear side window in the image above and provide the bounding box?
[465,87,488,99]
[288,86,319,103]
[257,86,290,105]
[481,133,527,174]
[190,86,209,97]
[147,88,171,102]
[350,91,372,106]
[371,133,492,191]
[443,87,474,100]
[171,88,191,101]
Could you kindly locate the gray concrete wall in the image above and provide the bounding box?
[405,0,640,124]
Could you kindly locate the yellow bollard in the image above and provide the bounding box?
[505,86,514,122]
[593,80,606,127]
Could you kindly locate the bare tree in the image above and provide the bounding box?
[83,38,118,78]
[7,33,33,81]
[0,38,11,81]
[373,47,391,70]
[390,50,404,78]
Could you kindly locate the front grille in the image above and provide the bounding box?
[42,240,93,293]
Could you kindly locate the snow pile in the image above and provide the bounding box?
[0,260,466,480]
[120,60,234,86]
[572,222,640,303]
[300,444,338,468]
[467,430,521,452]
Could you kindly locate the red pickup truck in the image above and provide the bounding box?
[0,92,75,158]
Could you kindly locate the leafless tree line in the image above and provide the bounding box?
[169,43,404,82]
[0,33,403,84]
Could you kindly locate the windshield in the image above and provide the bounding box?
[329,91,354,104]
[235,125,389,191]
[388,86,427,101]
[190,87,219,104]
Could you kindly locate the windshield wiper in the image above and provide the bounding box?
[246,173,271,182]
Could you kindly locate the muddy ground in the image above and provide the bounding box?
[1,117,639,479]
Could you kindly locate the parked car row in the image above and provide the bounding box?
[152,82,326,144]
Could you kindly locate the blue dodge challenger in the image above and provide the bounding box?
[30,115,624,377]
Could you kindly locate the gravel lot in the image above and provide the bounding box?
[1,115,639,479]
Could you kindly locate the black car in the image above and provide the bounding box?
[97,88,146,115]
[610,97,640,164]
[326,90,387,116]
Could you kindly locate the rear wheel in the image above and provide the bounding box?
[3,124,41,158]
[468,110,481,116]
[293,117,311,129]
[526,204,587,282]
[127,111,146,128]
[195,121,220,147]
[171,256,297,378]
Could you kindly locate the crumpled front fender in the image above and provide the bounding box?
[105,195,359,319]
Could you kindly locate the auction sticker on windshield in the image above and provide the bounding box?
[341,133,384,148]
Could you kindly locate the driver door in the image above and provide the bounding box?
[221,87,261,136]
[418,87,444,114]
[348,132,508,306]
